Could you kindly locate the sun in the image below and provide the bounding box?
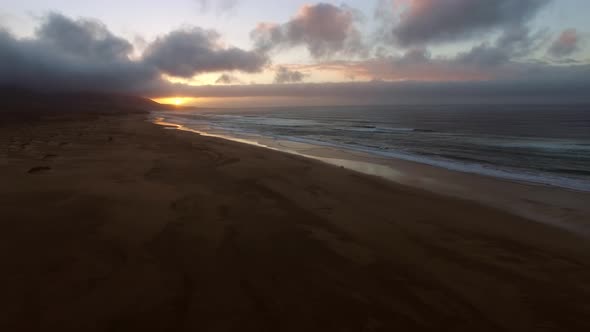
[151,97,195,107]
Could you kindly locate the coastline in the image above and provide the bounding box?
[153,115,590,237]
[3,112,590,331]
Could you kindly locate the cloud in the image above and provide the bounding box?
[196,0,238,14]
[0,13,267,95]
[548,29,580,58]
[299,49,503,82]
[143,27,268,78]
[302,27,547,82]
[495,25,548,57]
[0,14,158,93]
[0,12,588,106]
[153,74,590,104]
[390,0,550,46]
[251,3,365,58]
[274,66,305,84]
[215,73,243,84]
[0,13,268,93]
[35,13,133,61]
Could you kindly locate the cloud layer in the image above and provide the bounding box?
[161,76,590,105]
[296,24,549,83]
[215,73,243,84]
[548,29,580,58]
[144,28,268,78]
[0,4,588,105]
[251,3,364,58]
[274,67,305,84]
[391,0,550,46]
[37,13,133,61]
[0,13,267,94]
[0,14,157,93]
[196,0,238,14]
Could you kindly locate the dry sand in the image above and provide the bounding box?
[1,112,590,331]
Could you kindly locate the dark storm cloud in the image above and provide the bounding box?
[36,13,133,60]
[548,29,580,58]
[0,14,158,93]
[274,67,305,84]
[0,13,267,94]
[391,0,550,46]
[251,3,365,58]
[143,27,268,78]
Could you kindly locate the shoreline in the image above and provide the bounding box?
[153,116,590,237]
[150,109,590,194]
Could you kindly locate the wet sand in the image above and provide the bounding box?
[153,118,590,235]
[1,112,590,331]
[262,139,590,236]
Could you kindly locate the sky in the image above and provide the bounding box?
[0,0,589,106]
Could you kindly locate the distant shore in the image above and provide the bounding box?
[2,111,590,331]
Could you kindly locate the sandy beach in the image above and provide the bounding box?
[153,116,590,235]
[2,111,590,331]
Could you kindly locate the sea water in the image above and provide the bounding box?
[153,104,590,192]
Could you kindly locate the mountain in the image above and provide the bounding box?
[0,88,181,120]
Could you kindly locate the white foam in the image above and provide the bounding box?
[152,111,590,193]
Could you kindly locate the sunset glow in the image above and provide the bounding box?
[152,97,196,106]
[1,0,588,106]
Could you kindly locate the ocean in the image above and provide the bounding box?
[152,104,590,192]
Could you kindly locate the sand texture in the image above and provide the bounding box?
[1,113,590,331]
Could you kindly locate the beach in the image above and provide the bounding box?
[2,111,590,331]
[154,115,590,236]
